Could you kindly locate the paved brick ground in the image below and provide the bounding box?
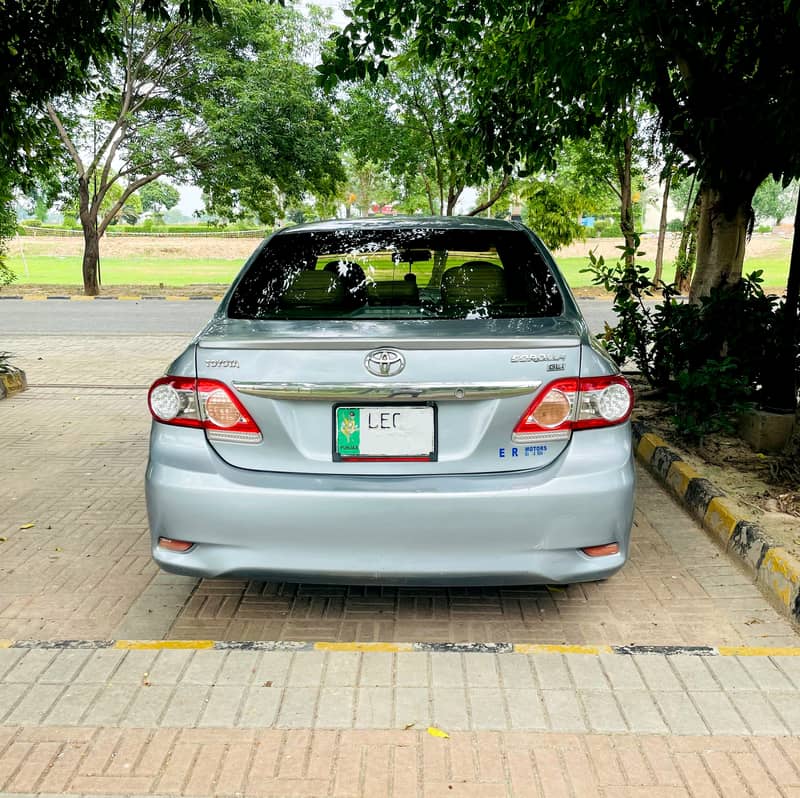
[2,647,800,735]
[2,330,800,797]
[1,333,799,646]
[2,725,800,796]
[1,645,800,795]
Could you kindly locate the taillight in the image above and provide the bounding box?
[148,377,262,443]
[512,375,633,442]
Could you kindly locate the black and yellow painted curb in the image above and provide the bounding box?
[0,368,27,401]
[1,638,799,656]
[632,421,800,626]
[0,295,222,301]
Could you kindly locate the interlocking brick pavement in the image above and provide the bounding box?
[3,329,800,798]
[0,725,799,796]
[166,468,799,645]
[1,332,799,645]
[3,647,800,736]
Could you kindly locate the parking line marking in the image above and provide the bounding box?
[3,639,800,656]
[717,645,800,657]
[515,644,614,655]
[115,639,215,650]
[315,642,415,653]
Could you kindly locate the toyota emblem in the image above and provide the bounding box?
[364,348,406,377]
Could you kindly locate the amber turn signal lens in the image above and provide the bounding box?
[581,543,620,557]
[158,537,193,552]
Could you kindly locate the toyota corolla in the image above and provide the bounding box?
[145,216,634,585]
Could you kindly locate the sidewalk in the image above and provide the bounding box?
[2,644,800,795]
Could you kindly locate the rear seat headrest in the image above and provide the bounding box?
[282,270,346,307]
[441,261,506,305]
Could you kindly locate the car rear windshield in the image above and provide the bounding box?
[227,227,563,320]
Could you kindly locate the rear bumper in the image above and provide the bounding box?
[145,424,635,586]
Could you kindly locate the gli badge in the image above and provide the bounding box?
[364,348,406,377]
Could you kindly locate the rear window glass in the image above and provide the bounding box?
[227,227,563,320]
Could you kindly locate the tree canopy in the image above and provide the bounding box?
[1,0,218,190]
[187,2,344,223]
[339,53,511,215]
[321,0,800,296]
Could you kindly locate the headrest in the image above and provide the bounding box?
[282,270,345,306]
[441,261,506,304]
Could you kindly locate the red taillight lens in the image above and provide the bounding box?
[513,376,633,442]
[148,377,262,443]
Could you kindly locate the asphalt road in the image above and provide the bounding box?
[0,297,618,335]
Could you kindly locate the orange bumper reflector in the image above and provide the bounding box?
[581,543,620,557]
[158,537,193,552]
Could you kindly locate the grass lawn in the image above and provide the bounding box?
[6,251,791,290]
[6,255,245,286]
[555,255,790,289]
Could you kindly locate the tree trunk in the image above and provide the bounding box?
[618,135,635,267]
[674,191,701,293]
[77,177,100,296]
[654,171,671,284]
[81,226,100,296]
[770,196,800,411]
[689,185,750,302]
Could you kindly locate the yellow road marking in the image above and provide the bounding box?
[314,641,415,653]
[0,640,11,649]
[514,644,614,655]
[115,639,215,650]
[718,646,800,657]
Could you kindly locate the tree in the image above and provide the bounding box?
[752,179,799,227]
[46,1,208,294]
[320,0,800,302]
[186,2,344,223]
[1,0,218,283]
[520,180,587,250]
[1,0,217,192]
[339,52,511,216]
[140,181,180,214]
[46,0,343,294]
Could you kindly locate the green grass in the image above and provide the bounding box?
[6,251,792,289]
[554,255,791,289]
[6,255,244,286]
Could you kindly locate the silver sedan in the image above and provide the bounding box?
[145,216,634,585]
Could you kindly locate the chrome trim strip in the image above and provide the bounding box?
[200,337,580,350]
[233,380,542,401]
[511,430,571,443]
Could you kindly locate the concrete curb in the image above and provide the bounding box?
[0,367,27,400]
[0,294,221,301]
[1,638,799,655]
[632,421,800,626]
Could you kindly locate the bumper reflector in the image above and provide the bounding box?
[158,537,193,552]
[581,543,620,557]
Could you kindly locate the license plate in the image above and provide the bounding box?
[334,405,436,461]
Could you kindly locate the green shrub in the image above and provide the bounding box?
[757,225,772,233]
[0,201,18,286]
[582,237,798,441]
[666,218,683,232]
[20,218,42,227]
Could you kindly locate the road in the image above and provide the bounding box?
[0,297,619,335]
